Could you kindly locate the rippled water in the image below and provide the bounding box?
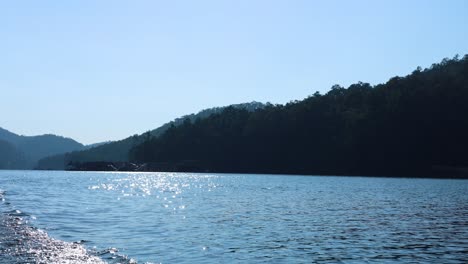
[0,171,467,263]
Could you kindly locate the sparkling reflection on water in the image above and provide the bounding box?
[0,171,467,263]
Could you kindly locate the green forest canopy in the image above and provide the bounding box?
[129,55,468,177]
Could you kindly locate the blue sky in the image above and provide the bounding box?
[1,0,467,144]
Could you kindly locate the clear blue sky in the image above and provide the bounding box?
[1,0,467,144]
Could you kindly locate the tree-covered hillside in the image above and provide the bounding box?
[36,102,265,169]
[0,139,26,169]
[129,56,468,177]
[0,128,84,169]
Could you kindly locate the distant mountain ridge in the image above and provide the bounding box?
[0,139,26,169]
[0,127,85,169]
[37,101,265,170]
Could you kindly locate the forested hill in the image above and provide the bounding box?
[36,102,265,170]
[130,56,468,177]
[0,128,84,169]
[0,139,25,169]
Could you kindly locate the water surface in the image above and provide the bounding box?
[0,171,467,263]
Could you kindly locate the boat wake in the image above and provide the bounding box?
[0,189,135,264]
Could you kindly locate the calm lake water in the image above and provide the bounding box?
[0,171,467,263]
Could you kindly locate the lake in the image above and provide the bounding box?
[0,171,467,263]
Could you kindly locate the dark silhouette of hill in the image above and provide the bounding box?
[36,102,265,170]
[0,127,22,145]
[0,128,85,169]
[0,139,26,169]
[129,55,468,177]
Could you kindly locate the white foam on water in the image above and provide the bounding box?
[0,189,108,264]
[0,214,106,264]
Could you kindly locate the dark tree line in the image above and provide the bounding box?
[129,55,468,177]
[36,102,264,170]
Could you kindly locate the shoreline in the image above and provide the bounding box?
[3,168,468,180]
